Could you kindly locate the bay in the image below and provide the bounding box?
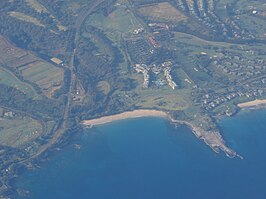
[16,109,266,199]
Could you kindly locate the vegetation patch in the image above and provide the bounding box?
[0,37,64,98]
[25,0,50,13]
[0,37,35,67]
[8,11,45,27]
[138,2,187,22]
[0,67,38,98]
[136,89,190,110]
[86,5,142,35]
[25,0,67,31]
[20,61,64,97]
[0,113,43,148]
[97,81,111,95]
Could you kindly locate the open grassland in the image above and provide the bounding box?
[173,32,232,47]
[173,68,195,87]
[138,2,187,22]
[0,37,64,97]
[8,11,45,27]
[0,37,39,68]
[0,67,38,98]
[82,32,115,62]
[86,2,142,36]
[0,116,43,148]
[0,37,34,67]
[20,61,64,97]
[172,31,266,58]
[135,89,190,110]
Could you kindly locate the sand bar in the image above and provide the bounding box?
[237,99,266,108]
[82,110,168,126]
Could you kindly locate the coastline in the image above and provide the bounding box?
[238,99,266,108]
[81,110,168,126]
[81,109,239,158]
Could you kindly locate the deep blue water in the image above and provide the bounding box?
[16,109,266,199]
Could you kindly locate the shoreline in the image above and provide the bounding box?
[81,109,240,158]
[238,99,266,108]
[81,110,168,126]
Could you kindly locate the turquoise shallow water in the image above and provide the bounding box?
[16,109,266,199]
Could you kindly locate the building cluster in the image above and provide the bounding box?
[73,89,81,102]
[148,23,169,31]
[133,27,144,35]
[200,88,265,112]
[135,64,150,88]
[125,38,155,64]
[134,61,177,89]
[211,51,266,82]
[149,36,160,48]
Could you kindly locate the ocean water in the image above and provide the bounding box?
[16,109,266,199]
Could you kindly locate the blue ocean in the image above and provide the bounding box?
[16,109,266,199]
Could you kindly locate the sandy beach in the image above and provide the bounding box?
[81,110,168,126]
[237,99,266,108]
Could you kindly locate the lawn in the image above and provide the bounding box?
[135,88,191,111]
[85,1,142,36]
[20,61,64,97]
[0,67,39,98]
[138,2,188,23]
[0,116,43,148]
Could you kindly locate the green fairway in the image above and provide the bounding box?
[0,67,39,98]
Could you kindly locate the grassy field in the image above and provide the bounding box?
[134,88,190,111]
[82,32,115,62]
[8,11,45,27]
[20,61,64,97]
[0,67,38,98]
[138,2,188,23]
[0,116,43,148]
[0,37,64,97]
[172,32,233,52]
[0,36,40,69]
[86,1,142,36]
[0,37,31,66]
[109,69,191,111]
